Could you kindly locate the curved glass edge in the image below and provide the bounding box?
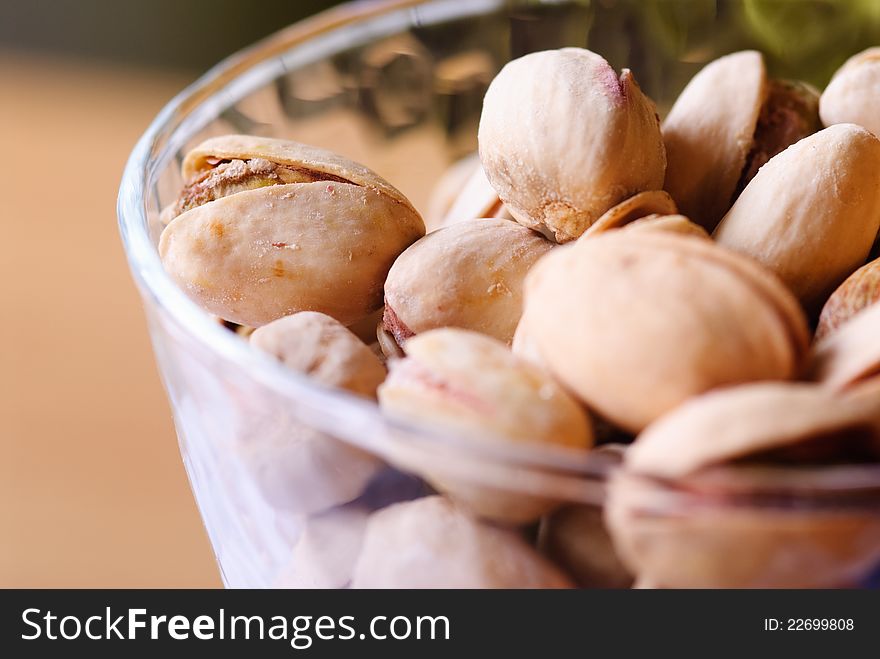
[612,464,880,513]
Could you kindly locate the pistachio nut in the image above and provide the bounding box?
[235,420,382,516]
[580,190,678,239]
[714,124,880,312]
[626,382,879,479]
[820,48,880,137]
[242,312,386,513]
[439,162,512,228]
[663,51,820,231]
[631,577,660,589]
[522,231,809,432]
[538,503,633,589]
[809,301,880,392]
[423,153,481,232]
[511,314,546,369]
[350,496,573,588]
[515,318,640,452]
[382,219,553,348]
[251,312,387,398]
[276,506,369,589]
[478,48,666,243]
[620,214,710,240]
[815,258,880,341]
[159,135,425,327]
[377,328,593,522]
[607,382,880,587]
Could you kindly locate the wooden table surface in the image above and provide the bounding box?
[0,51,220,587]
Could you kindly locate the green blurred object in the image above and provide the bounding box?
[742,0,864,83]
[642,0,718,58]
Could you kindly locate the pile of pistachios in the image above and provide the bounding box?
[159,47,880,588]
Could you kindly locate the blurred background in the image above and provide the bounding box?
[0,0,344,587]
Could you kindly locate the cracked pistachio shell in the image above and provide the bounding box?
[605,469,880,588]
[663,51,767,231]
[478,48,666,243]
[160,135,425,327]
[382,219,553,347]
[350,496,573,588]
[714,124,880,312]
[809,301,880,392]
[626,382,876,480]
[820,48,880,137]
[522,231,809,432]
[180,135,414,205]
[377,328,592,522]
[580,190,678,239]
[243,312,385,514]
[815,258,880,341]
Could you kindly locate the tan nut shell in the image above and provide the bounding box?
[478,48,666,243]
[511,315,547,369]
[383,219,553,345]
[161,182,424,327]
[439,163,512,228]
[523,231,808,432]
[605,471,880,588]
[243,312,384,514]
[580,190,678,239]
[378,328,592,522]
[626,382,873,480]
[161,136,425,327]
[663,51,766,231]
[621,214,710,240]
[251,312,387,398]
[235,419,381,515]
[714,124,880,312]
[350,496,573,588]
[809,301,880,392]
[820,48,880,137]
[816,258,880,341]
[181,135,415,208]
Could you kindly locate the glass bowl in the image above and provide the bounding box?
[118,0,880,588]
